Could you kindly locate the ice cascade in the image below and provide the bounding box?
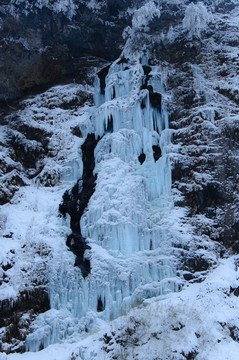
[25,59,179,351]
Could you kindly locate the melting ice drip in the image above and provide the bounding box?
[25,59,179,351]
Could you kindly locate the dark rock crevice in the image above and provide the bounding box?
[138,152,146,165]
[149,92,162,112]
[141,64,162,111]
[59,133,101,278]
[105,115,113,132]
[152,145,161,162]
[98,65,110,95]
[97,296,105,312]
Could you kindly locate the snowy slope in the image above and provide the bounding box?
[2,257,239,360]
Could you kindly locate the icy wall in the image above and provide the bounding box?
[25,58,179,351]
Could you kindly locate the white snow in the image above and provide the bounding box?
[3,256,239,360]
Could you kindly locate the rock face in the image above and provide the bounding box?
[0,82,93,204]
[0,0,145,105]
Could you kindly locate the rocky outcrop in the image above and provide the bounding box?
[0,110,51,204]
[0,81,94,204]
[0,0,145,106]
[0,287,49,354]
[0,241,51,354]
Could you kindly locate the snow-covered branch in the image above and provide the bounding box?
[132,0,161,31]
[183,2,211,39]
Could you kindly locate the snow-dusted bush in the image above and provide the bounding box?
[86,0,106,12]
[132,0,161,31]
[183,2,211,39]
[122,0,161,55]
[9,0,77,19]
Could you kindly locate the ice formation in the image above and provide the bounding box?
[25,58,179,351]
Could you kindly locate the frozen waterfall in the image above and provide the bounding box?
[25,58,179,351]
